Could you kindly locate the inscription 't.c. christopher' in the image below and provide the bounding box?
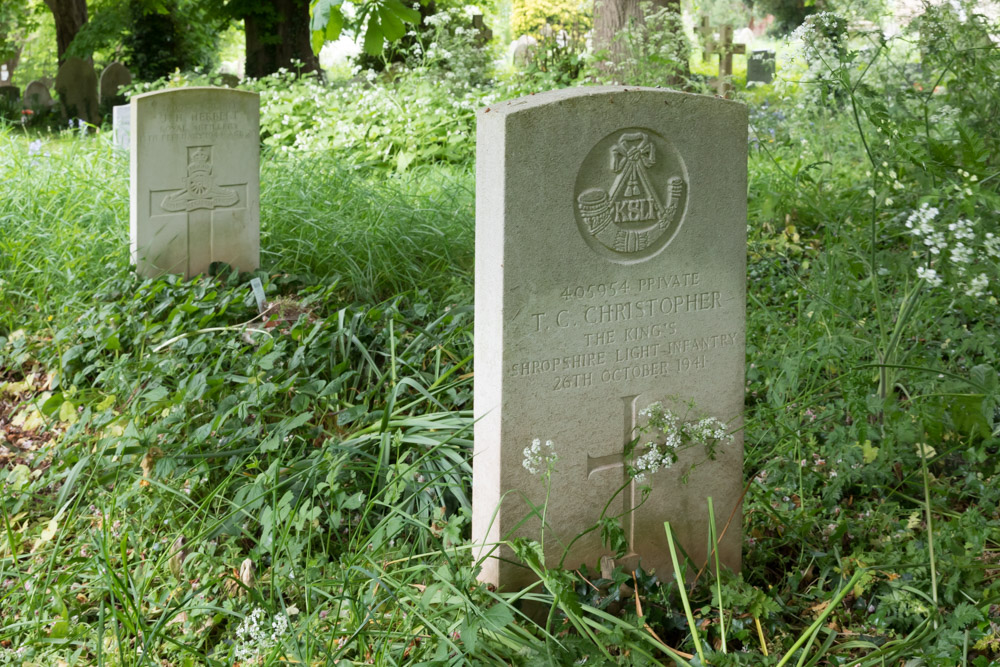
[573,128,688,264]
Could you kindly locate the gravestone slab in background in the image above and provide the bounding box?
[130,87,260,278]
[217,73,240,88]
[23,80,53,111]
[99,62,132,107]
[54,57,99,125]
[113,104,130,151]
[474,86,747,590]
[747,50,776,85]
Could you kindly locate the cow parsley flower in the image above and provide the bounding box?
[522,439,557,475]
[916,265,943,287]
[233,607,289,663]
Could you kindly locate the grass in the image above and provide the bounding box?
[1,14,1000,664]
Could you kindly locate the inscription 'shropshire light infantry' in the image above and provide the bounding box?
[575,129,687,261]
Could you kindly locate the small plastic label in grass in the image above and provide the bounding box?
[249,278,266,313]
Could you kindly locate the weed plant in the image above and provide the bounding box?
[1,5,1000,666]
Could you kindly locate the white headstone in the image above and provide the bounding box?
[113,104,130,151]
[473,86,747,590]
[130,87,260,278]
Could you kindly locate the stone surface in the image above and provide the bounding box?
[130,87,260,278]
[747,50,776,85]
[217,73,240,88]
[99,62,132,107]
[22,80,53,110]
[113,104,130,151]
[473,86,747,590]
[23,80,53,110]
[54,57,99,125]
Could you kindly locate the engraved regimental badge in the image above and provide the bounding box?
[161,146,240,213]
[574,128,688,263]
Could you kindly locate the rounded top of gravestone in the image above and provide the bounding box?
[480,85,745,119]
[23,80,53,109]
[99,62,133,103]
[131,86,259,104]
[55,57,99,124]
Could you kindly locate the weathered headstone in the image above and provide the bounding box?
[0,64,9,84]
[54,57,99,125]
[23,80,53,111]
[113,104,130,151]
[217,73,240,88]
[130,87,260,278]
[511,34,538,66]
[699,18,746,97]
[747,50,776,85]
[473,86,747,590]
[99,62,132,107]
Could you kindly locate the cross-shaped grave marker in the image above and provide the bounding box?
[699,17,747,97]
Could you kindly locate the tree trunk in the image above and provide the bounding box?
[592,0,687,80]
[243,0,320,79]
[43,0,88,65]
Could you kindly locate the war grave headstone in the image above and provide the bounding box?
[130,87,260,279]
[23,80,54,111]
[747,50,776,85]
[99,62,132,108]
[113,103,130,151]
[473,86,747,590]
[54,57,100,125]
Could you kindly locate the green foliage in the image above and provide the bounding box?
[3,4,1000,665]
[309,0,423,57]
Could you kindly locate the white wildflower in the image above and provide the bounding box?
[916,266,943,287]
[966,273,989,298]
[522,438,557,475]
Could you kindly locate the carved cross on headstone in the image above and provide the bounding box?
[699,17,747,97]
[587,394,642,564]
[150,145,246,277]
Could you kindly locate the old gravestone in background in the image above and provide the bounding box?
[474,86,747,590]
[99,62,132,108]
[747,50,776,85]
[130,87,260,278]
[23,80,54,111]
[54,57,99,125]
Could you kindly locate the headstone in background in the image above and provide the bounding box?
[217,73,240,88]
[130,87,260,279]
[54,57,100,125]
[473,86,747,590]
[99,62,132,107]
[511,34,538,67]
[698,18,746,97]
[747,50,776,85]
[23,80,54,111]
[0,64,9,84]
[472,14,494,46]
[113,103,131,151]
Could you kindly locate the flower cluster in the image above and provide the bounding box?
[631,403,734,483]
[522,438,557,475]
[905,200,997,299]
[233,607,289,663]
